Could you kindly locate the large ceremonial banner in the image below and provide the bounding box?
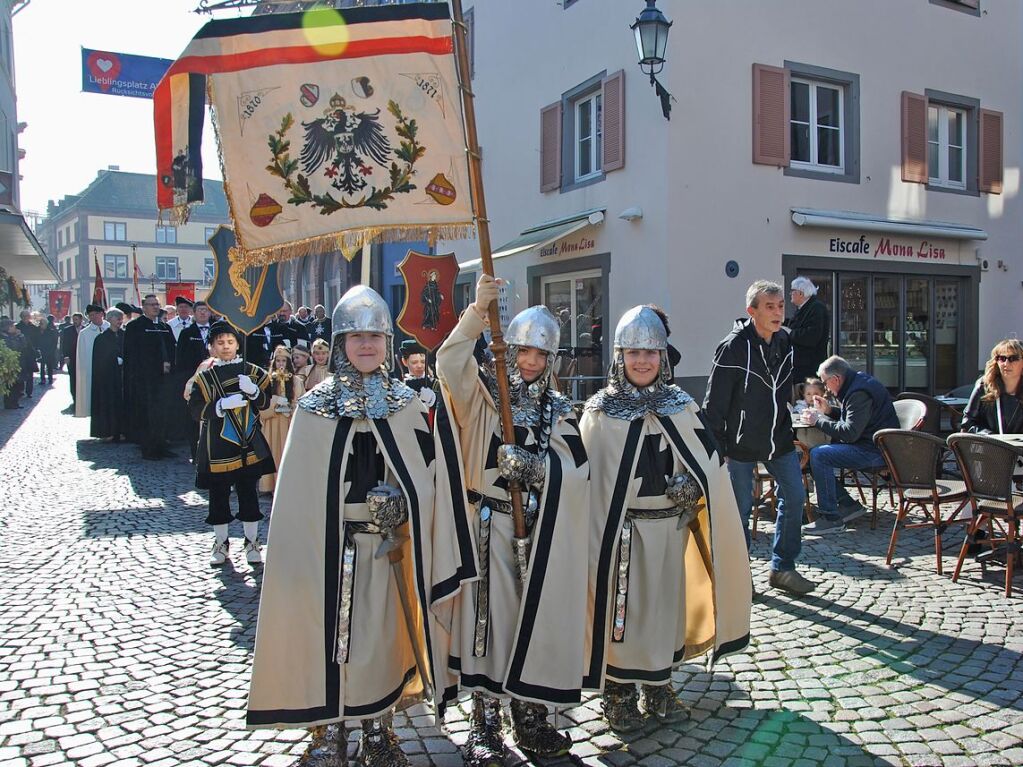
[48,291,71,320]
[154,4,473,265]
[204,226,285,335]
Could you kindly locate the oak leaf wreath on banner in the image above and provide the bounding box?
[266,100,426,214]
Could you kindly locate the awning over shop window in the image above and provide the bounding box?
[791,207,987,241]
[0,210,57,281]
[459,208,605,270]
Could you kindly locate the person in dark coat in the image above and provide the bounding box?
[90,308,127,441]
[266,302,309,350]
[123,294,177,460]
[59,313,83,401]
[1,319,31,409]
[703,279,814,596]
[961,338,1023,435]
[787,276,830,387]
[14,310,39,399]
[36,316,58,386]
[308,304,331,344]
[188,321,274,566]
[175,301,214,460]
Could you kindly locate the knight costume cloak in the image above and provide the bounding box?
[582,398,752,689]
[90,326,126,440]
[247,375,477,728]
[435,309,591,710]
[74,320,109,418]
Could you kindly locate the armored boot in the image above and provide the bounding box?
[461,692,506,767]
[356,713,408,767]
[601,680,645,732]
[509,699,571,757]
[641,683,690,723]
[292,723,347,767]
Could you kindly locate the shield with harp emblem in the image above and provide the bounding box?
[205,225,285,334]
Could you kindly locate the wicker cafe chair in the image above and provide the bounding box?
[752,441,814,539]
[894,392,944,436]
[876,429,969,575]
[949,434,1023,597]
[841,399,928,528]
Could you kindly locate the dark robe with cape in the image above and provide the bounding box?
[90,327,126,439]
[123,316,176,454]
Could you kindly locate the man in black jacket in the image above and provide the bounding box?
[703,280,815,595]
[787,276,830,388]
[175,301,214,460]
[14,310,39,398]
[803,356,899,535]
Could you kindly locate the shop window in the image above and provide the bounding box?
[753,61,860,184]
[540,70,625,193]
[104,254,128,279]
[540,268,604,401]
[104,221,127,241]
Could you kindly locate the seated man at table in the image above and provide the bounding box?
[802,355,900,535]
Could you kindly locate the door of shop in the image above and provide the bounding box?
[541,269,604,400]
[795,269,966,394]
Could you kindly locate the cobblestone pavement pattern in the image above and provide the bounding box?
[0,377,1021,767]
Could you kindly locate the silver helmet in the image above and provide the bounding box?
[505,306,560,355]
[330,285,393,373]
[503,305,560,396]
[614,306,667,351]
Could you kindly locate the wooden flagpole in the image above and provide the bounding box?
[450,0,527,543]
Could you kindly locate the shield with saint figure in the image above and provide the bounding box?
[396,250,459,351]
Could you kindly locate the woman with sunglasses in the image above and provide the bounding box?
[961,339,1023,434]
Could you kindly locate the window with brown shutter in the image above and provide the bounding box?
[979,108,1003,194]
[752,63,789,167]
[901,91,928,184]
[540,101,562,193]
[602,70,625,172]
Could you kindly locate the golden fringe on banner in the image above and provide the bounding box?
[232,222,476,267]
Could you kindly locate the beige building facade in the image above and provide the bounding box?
[40,169,230,315]
[443,0,1021,397]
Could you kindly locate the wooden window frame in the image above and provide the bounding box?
[155,256,179,281]
[573,90,603,183]
[104,221,127,242]
[104,254,128,280]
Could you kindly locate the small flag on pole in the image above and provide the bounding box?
[92,248,107,308]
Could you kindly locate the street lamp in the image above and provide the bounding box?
[630,0,674,120]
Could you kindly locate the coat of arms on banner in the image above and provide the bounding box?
[396,250,459,352]
[205,226,284,335]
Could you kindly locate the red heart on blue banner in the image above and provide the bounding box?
[87,51,121,92]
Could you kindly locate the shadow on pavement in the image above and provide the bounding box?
[0,384,50,451]
[213,560,259,651]
[760,591,1023,712]
[81,505,208,538]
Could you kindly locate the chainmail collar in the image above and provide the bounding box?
[298,361,415,419]
[585,350,693,420]
[482,361,573,427]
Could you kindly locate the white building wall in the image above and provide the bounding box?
[441,0,1023,392]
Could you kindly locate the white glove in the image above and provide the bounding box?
[272,394,288,407]
[238,374,258,397]
[418,387,437,407]
[216,393,247,416]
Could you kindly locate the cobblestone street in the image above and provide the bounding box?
[0,375,1021,767]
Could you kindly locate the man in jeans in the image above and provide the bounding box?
[802,355,899,534]
[704,280,816,595]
